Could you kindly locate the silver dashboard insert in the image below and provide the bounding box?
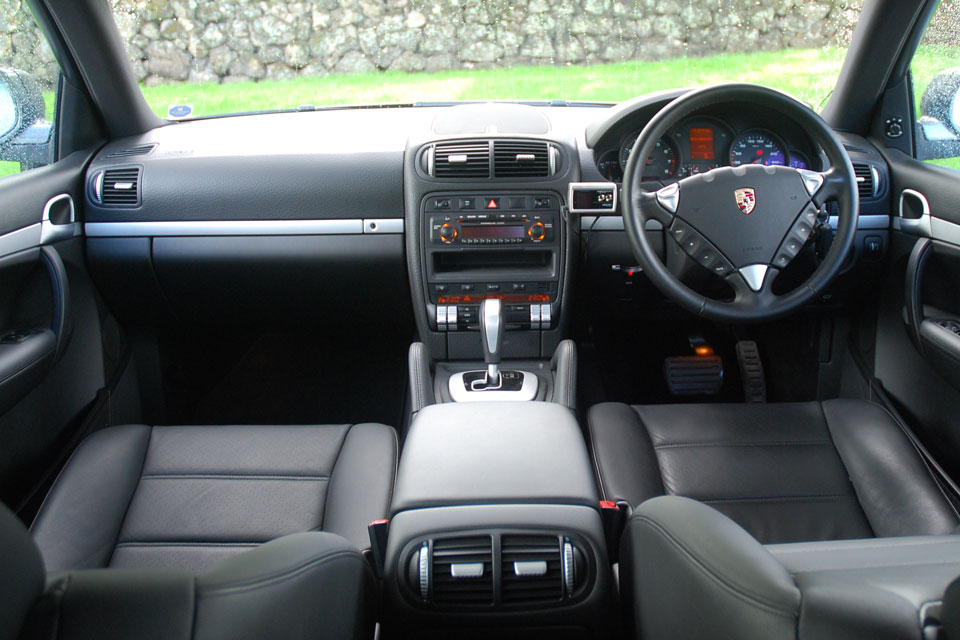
[448,370,539,402]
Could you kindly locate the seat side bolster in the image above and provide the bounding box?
[623,496,799,640]
[194,532,376,640]
[822,399,959,537]
[322,423,398,550]
[30,425,153,572]
[586,403,664,507]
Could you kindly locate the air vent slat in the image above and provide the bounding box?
[494,141,550,178]
[431,535,494,606]
[434,142,490,178]
[105,143,157,158]
[100,167,141,207]
[501,535,563,605]
[853,162,876,200]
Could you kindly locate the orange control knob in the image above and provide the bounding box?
[440,223,457,242]
[528,222,546,241]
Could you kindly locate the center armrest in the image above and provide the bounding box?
[392,401,598,514]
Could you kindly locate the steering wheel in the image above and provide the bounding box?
[621,84,858,323]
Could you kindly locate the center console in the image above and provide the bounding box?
[382,402,614,638]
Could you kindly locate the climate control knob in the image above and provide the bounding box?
[528,222,546,242]
[440,223,457,243]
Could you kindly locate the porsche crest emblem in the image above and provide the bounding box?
[735,188,756,215]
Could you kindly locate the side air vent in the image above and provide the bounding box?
[96,167,141,207]
[501,534,563,605]
[105,143,157,158]
[431,535,494,606]
[853,162,879,200]
[493,140,554,178]
[433,142,490,178]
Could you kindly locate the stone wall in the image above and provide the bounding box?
[1,0,875,86]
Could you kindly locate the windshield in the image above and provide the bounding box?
[109,1,862,119]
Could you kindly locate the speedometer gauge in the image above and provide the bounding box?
[729,130,786,167]
[620,133,678,180]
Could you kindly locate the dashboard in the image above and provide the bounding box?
[590,105,823,184]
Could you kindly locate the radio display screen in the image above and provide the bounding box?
[461,225,526,238]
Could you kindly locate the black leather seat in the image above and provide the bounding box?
[588,399,958,543]
[2,502,377,640]
[30,422,397,573]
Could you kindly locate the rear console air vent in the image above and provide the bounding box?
[853,162,880,200]
[501,534,563,605]
[105,143,157,158]
[493,140,556,178]
[92,167,141,207]
[432,142,491,179]
[430,535,494,606]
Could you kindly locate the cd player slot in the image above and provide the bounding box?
[432,249,553,276]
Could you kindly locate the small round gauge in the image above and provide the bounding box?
[729,129,787,167]
[620,133,678,180]
[596,149,623,182]
[788,150,810,170]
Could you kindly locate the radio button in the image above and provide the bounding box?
[459,197,476,209]
[512,283,526,292]
[461,284,475,292]
[486,283,500,292]
[528,222,547,242]
[439,223,457,243]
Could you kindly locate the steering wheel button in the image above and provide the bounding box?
[774,254,791,268]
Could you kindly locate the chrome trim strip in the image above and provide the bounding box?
[828,214,890,230]
[448,370,539,402]
[84,219,367,237]
[363,218,404,234]
[567,181,618,214]
[0,223,42,258]
[930,216,960,247]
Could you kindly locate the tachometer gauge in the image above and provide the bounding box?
[596,149,623,182]
[788,150,810,170]
[729,129,786,166]
[620,133,678,180]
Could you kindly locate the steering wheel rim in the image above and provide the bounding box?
[621,83,858,323]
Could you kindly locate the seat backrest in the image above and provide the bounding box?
[0,504,44,640]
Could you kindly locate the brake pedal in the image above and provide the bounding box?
[736,340,767,403]
[665,337,723,396]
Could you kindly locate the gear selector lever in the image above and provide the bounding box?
[480,298,503,385]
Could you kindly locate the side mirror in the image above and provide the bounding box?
[916,68,960,162]
[0,67,45,147]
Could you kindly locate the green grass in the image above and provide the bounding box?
[139,48,850,119]
[0,161,19,178]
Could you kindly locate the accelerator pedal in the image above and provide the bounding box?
[736,340,767,403]
[664,337,723,396]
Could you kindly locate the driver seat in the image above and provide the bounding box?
[588,399,958,543]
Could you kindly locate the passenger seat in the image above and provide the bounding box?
[30,422,397,573]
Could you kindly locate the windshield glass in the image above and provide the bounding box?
[108,0,863,119]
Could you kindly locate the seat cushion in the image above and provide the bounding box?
[588,399,958,543]
[31,423,397,573]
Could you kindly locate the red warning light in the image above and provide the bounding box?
[487,199,498,209]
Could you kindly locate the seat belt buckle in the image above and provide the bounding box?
[599,501,625,563]
[368,519,389,578]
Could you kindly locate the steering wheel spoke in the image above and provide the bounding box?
[811,167,849,207]
[726,264,780,310]
[636,188,675,227]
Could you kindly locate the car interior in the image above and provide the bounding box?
[5,0,960,638]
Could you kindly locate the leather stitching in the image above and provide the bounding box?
[115,542,262,548]
[703,494,854,504]
[654,440,832,450]
[107,426,154,567]
[316,425,352,531]
[819,401,878,537]
[632,513,798,619]
[140,474,329,480]
[199,549,366,596]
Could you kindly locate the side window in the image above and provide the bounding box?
[912,1,960,170]
[0,2,60,180]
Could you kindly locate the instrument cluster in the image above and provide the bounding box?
[595,116,813,183]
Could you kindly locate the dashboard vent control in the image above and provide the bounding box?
[105,143,157,158]
[433,142,490,178]
[493,141,555,178]
[853,162,879,200]
[501,534,563,605]
[96,167,141,207]
[430,535,494,606]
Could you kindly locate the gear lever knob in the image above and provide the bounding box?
[480,298,503,385]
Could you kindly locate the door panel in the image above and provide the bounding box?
[0,150,106,509]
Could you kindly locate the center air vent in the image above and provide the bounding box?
[432,142,490,178]
[493,141,555,178]
[853,162,879,200]
[501,534,563,605]
[94,167,141,207]
[430,535,494,606]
